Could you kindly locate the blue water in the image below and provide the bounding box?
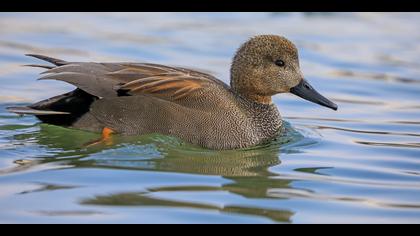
[0,12,420,223]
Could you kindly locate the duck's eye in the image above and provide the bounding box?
[275,59,285,67]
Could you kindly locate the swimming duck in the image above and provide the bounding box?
[8,35,337,150]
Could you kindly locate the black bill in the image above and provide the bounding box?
[290,79,338,111]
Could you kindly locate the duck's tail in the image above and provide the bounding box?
[7,54,98,126]
[7,89,97,126]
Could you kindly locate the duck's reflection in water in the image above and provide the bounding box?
[79,144,294,223]
[12,123,306,222]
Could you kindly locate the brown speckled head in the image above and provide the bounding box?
[230,35,303,104]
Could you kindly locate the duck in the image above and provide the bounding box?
[7,35,337,150]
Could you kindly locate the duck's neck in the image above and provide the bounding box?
[241,93,272,105]
[230,72,272,105]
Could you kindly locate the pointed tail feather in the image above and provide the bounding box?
[7,106,70,115]
[25,54,68,66]
[23,64,55,69]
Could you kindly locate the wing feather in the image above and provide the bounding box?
[116,73,209,100]
[25,54,228,102]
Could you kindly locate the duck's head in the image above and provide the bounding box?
[230,35,337,110]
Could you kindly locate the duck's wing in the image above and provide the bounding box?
[112,63,230,102]
[27,54,125,98]
[26,54,230,104]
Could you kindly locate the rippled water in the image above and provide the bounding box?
[1,12,420,223]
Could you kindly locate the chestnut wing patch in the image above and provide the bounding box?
[113,64,214,100]
[115,73,206,100]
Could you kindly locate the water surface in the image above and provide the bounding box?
[1,12,420,223]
